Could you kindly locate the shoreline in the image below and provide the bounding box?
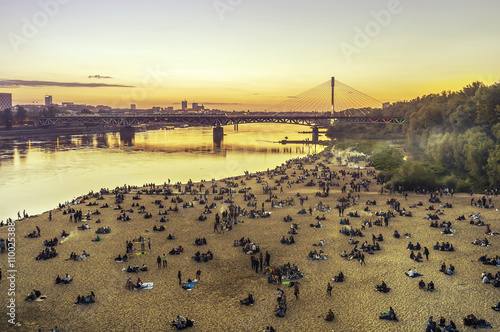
[1,146,499,331]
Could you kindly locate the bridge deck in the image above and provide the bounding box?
[37,114,405,127]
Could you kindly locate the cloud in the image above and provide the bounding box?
[287,96,299,98]
[88,75,113,79]
[0,79,133,88]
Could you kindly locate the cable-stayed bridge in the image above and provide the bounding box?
[266,78,382,113]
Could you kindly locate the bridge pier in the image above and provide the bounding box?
[213,126,224,146]
[312,126,319,141]
[120,126,135,145]
[234,123,238,131]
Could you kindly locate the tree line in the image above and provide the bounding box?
[0,107,28,130]
[328,81,500,192]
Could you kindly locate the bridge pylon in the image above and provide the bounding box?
[213,126,224,146]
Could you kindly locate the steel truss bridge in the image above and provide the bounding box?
[37,114,406,128]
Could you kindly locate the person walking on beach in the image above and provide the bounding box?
[141,239,145,252]
[265,251,270,266]
[157,256,161,268]
[259,253,263,272]
[49,211,52,221]
[294,283,300,300]
[36,226,40,237]
[327,282,332,296]
[178,271,182,285]
[360,253,366,265]
[162,254,167,268]
[196,270,201,281]
[424,247,429,260]
[0,267,2,282]
[148,238,151,251]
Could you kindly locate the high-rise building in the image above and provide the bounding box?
[0,93,12,111]
[131,104,136,110]
[181,100,187,111]
[192,103,198,111]
[45,95,53,106]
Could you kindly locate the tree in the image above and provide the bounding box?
[486,145,500,187]
[80,109,93,114]
[15,106,27,124]
[1,108,14,129]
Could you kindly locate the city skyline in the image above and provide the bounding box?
[1,0,499,110]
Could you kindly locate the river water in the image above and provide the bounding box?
[0,124,326,221]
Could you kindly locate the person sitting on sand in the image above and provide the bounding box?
[492,301,500,311]
[418,280,426,289]
[240,293,254,305]
[25,289,42,301]
[376,281,388,292]
[127,265,139,273]
[407,268,414,277]
[333,272,344,282]
[171,315,195,330]
[313,239,325,246]
[63,273,72,284]
[427,281,435,291]
[325,308,334,321]
[139,264,148,272]
[379,307,398,321]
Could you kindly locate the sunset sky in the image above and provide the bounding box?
[0,0,499,110]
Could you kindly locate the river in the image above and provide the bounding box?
[0,124,326,221]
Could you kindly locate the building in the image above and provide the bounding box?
[45,95,53,106]
[131,104,136,110]
[382,102,390,109]
[192,102,198,111]
[0,93,12,111]
[181,100,187,111]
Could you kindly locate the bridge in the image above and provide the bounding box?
[37,113,404,128]
[37,78,404,143]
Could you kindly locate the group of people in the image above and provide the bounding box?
[192,250,213,262]
[418,280,435,291]
[426,316,457,331]
[55,274,72,284]
[74,291,96,305]
[439,263,455,275]
[433,241,454,251]
[35,247,58,260]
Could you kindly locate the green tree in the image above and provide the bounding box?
[1,108,14,129]
[486,145,500,187]
[463,129,495,186]
[15,106,27,124]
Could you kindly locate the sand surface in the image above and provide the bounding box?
[1,148,500,332]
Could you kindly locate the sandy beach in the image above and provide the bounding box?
[1,148,499,332]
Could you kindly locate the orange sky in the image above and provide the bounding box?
[0,0,499,110]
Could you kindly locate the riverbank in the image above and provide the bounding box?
[0,147,499,331]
